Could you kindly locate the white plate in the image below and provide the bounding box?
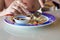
[3,13,56,28]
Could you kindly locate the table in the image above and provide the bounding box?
[0,9,60,40]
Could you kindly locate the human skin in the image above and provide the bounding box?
[0,0,44,16]
[5,0,41,12]
[0,0,44,11]
[0,0,5,11]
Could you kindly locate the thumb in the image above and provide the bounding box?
[0,9,14,16]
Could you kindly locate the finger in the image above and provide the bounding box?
[15,1,30,14]
[16,1,27,8]
[12,6,22,14]
[20,5,31,15]
[12,3,27,15]
[12,8,21,16]
[16,1,32,15]
[15,2,31,15]
[12,1,30,15]
[13,2,24,14]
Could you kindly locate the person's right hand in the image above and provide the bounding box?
[0,0,31,16]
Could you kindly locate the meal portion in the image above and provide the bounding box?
[7,12,47,25]
[28,15,47,25]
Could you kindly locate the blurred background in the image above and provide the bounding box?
[41,0,60,12]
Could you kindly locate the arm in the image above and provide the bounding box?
[0,0,5,11]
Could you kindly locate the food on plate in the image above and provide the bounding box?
[7,12,47,25]
[28,15,47,25]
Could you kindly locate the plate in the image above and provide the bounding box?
[3,13,56,28]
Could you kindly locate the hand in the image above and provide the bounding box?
[0,0,31,16]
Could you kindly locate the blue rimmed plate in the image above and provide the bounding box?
[3,13,56,28]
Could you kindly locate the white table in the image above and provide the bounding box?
[0,9,60,40]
